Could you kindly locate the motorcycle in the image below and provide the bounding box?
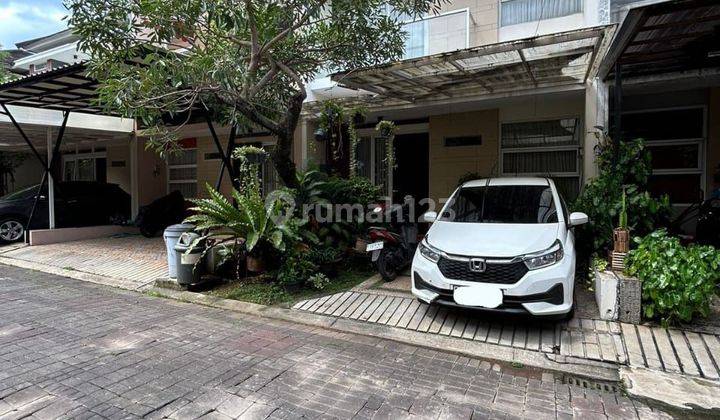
[365,196,419,281]
[136,191,187,238]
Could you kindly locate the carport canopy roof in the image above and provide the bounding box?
[598,0,720,80]
[0,62,112,115]
[329,25,614,107]
[0,62,134,151]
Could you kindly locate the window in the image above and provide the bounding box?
[441,185,558,224]
[63,149,107,183]
[400,10,469,59]
[355,136,390,195]
[620,107,705,204]
[167,148,197,198]
[501,118,581,200]
[500,0,583,27]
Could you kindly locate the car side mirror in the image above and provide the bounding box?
[421,211,437,223]
[569,212,588,227]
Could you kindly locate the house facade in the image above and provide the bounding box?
[1,0,718,239]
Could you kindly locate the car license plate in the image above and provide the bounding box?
[366,241,384,252]
[453,285,503,308]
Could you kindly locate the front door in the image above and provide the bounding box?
[392,133,429,207]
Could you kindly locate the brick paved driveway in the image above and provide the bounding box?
[0,265,669,419]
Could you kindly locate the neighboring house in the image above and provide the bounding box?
[1,0,718,238]
[12,29,88,76]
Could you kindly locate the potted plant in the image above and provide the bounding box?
[233,145,267,165]
[314,127,327,142]
[614,188,629,253]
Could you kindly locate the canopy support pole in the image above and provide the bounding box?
[205,116,238,191]
[25,112,69,240]
[215,124,237,191]
[613,62,623,165]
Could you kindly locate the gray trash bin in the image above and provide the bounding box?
[163,224,194,278]
[174,232,205,286]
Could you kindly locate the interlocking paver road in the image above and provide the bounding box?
[0,265,670,419]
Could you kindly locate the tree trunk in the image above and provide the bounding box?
[270,92,305,190]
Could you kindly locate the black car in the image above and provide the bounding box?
[0,181,130,243]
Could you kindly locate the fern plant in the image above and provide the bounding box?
[185,183,300,254]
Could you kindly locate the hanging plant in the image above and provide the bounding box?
[232,145,267,195]
[375,120,396,172]
[347,106,366,178]
[318,101,346,165]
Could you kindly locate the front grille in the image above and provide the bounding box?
[437,257,528,284]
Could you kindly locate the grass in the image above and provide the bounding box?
[208,266,374,307]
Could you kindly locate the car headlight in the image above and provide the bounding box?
[419,241,441,263]
[523,240,564,270]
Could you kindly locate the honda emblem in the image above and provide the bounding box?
[469,258,486,273]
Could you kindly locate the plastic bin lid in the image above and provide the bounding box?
[175,231,203,248]
[164,223,195,234]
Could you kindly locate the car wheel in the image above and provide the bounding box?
[377,248,399,281]
[0,218,25,243]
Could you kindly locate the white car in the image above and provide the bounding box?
[411,177,588,319]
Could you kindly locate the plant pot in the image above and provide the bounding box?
[243,153,265,164]
[246,255,265,273]
[314,128,327,142]
[613,228,630,253]
[617,273,641,324]
[594,267,618,320]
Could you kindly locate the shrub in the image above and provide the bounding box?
[573,135,671,257]
[276,251,319,287]
[308,273,331,290]
[626,230,720,325]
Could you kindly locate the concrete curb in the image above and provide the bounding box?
[0,256,148,291]
[620,367,720,416]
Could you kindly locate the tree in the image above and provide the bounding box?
[66,0,443,189]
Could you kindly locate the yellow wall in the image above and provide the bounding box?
[106,144,131,194]
[137,139,167,206]
[429,109,499,202]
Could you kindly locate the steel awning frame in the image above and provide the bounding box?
[0,62,114,115]
[598,0,720,81]
[329,25,615,107]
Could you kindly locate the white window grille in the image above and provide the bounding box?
[167,148,197,198]
[501,118,582,200]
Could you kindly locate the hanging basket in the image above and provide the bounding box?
[613,228,630,253]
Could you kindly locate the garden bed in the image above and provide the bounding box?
[206,266,374,307]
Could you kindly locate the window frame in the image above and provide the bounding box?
[499,0,585,28]
[620,105,707,206]
[499,116,583,200]
[399,8,470,59]
[166,147,198,198]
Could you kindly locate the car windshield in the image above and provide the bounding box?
[440,184,558,224]
[1,185,41,201]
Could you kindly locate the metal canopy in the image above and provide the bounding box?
[599,0,720,80]
[0,62,113,115]
[331,26,614,106]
